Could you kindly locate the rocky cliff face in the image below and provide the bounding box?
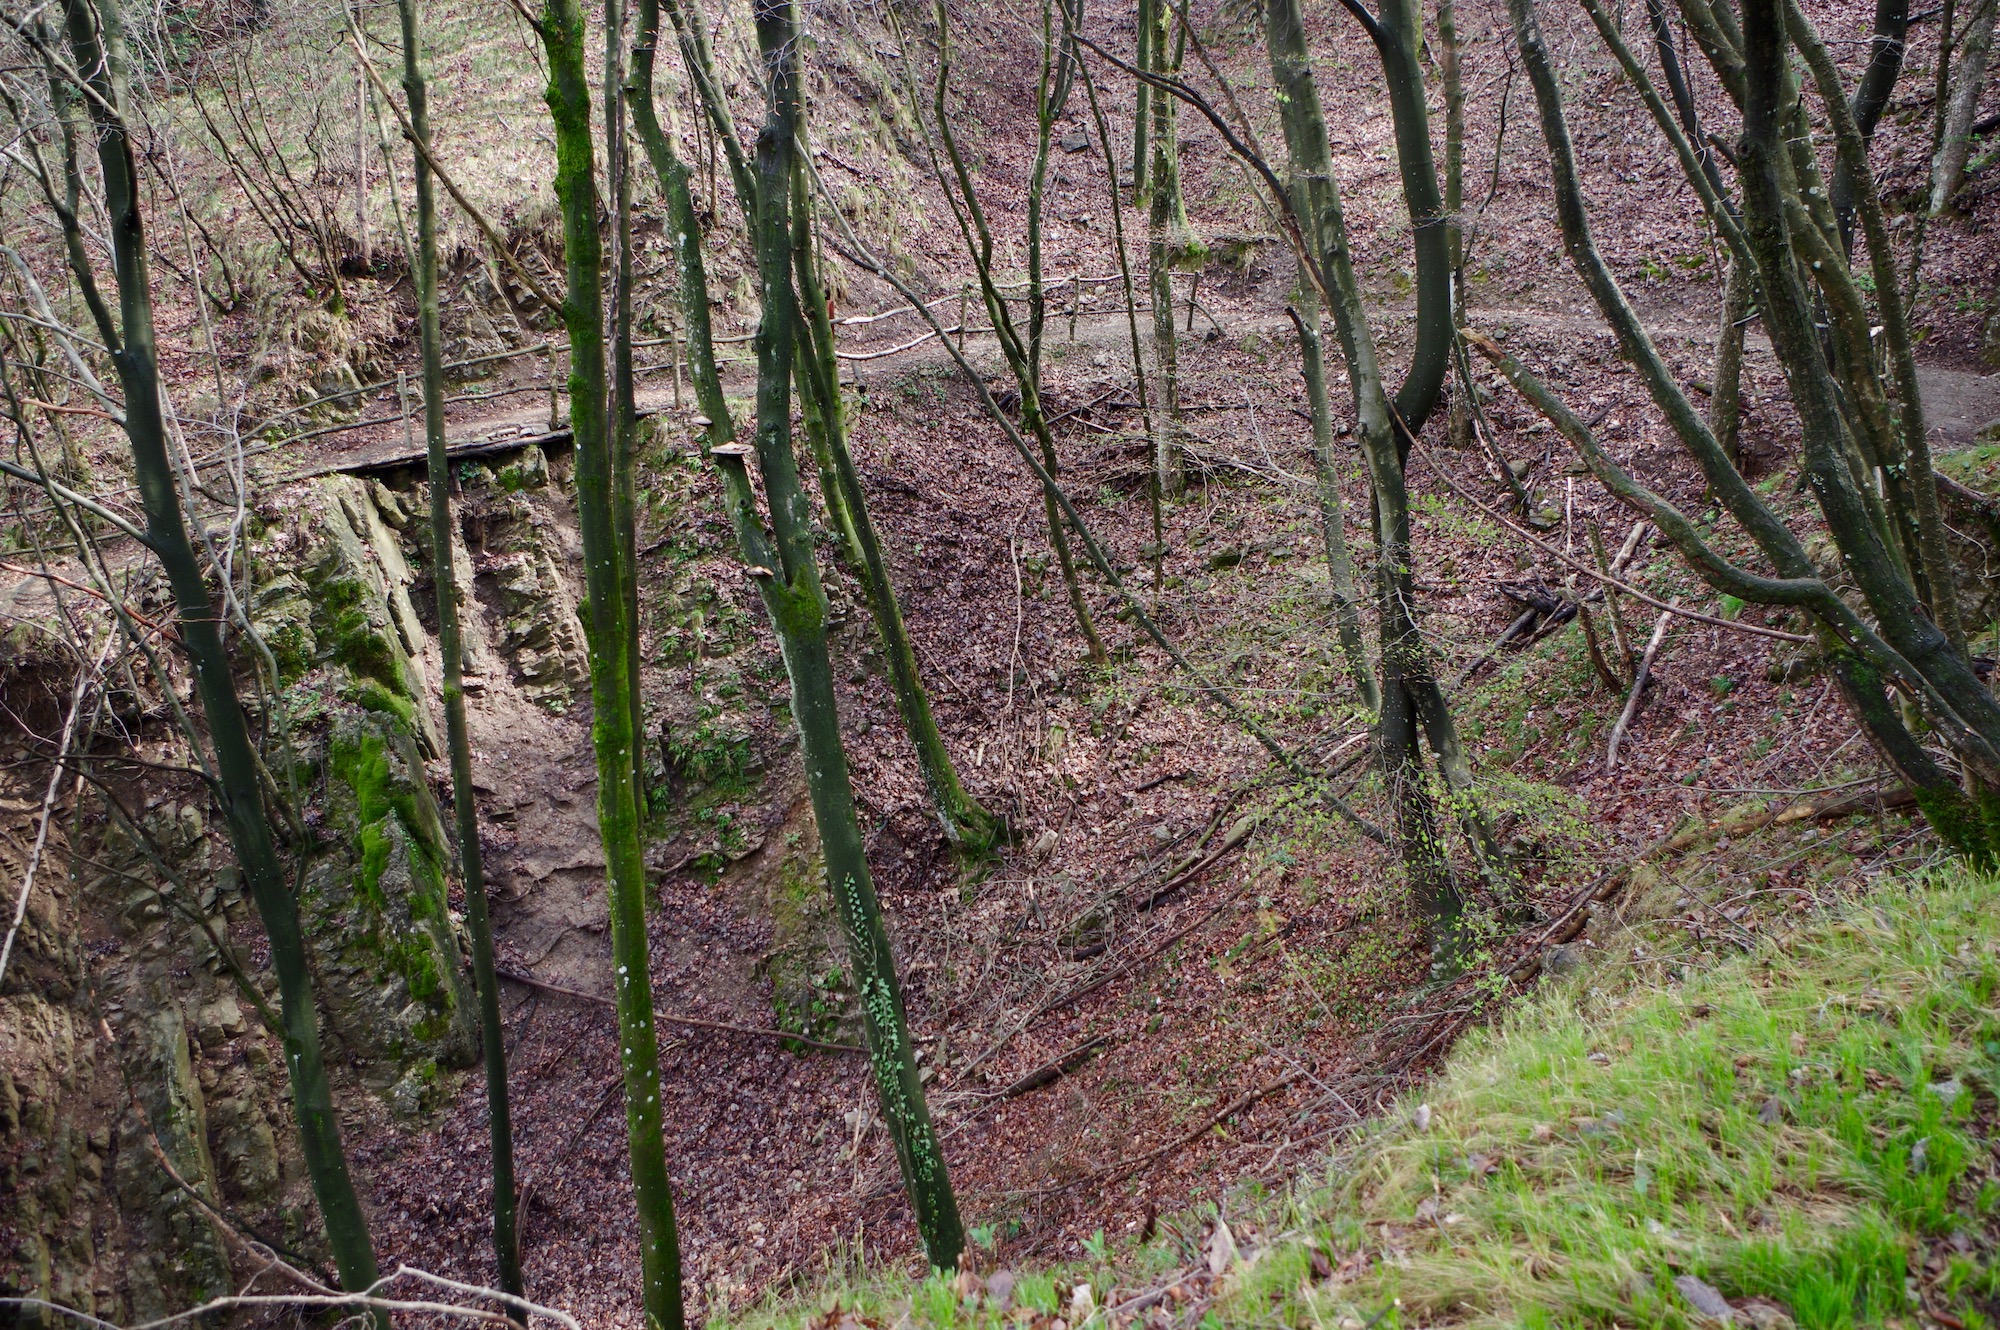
[0,445,590,1324]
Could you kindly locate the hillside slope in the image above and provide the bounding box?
[739,863,2000,1330]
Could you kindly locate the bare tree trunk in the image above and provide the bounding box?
[713,0,966,1267]
[1146,0,1190,498]
[389,0,522,1296]
[1931,0,1996,214]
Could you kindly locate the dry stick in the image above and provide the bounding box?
[1134,811,1259,909]
[514,1070,621,1234]
[1591,520,1638,676]
[1412,448,1809,644]
[983,1033,1111,1101]
[952,882,1248,1086]
[493,966,863,1054]
[1607,611,1672,771]
[0,561,175,639]
[1052,1071,1302,1194]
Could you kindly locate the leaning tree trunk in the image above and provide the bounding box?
[788,165,999,854]
[393,0,522,1297]
[700,0,965,1268]
[535,0,686,1322]
[55,0,384,1311]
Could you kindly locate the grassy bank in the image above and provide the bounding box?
[743,865,2000,1330]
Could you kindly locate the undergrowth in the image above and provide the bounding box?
[734,864,2000,1330]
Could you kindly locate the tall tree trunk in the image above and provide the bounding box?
[1133,0,1154,201]
[54,0,384,1311]
[1146,0,1189,498]
[1266,0,1468,958]
[1363,0,1452,432]
[535,0,685,1322]
[1931,0,1996,214]
[393,0,522,1297]
[789,162,999,855]
[917,0,1108,663]
[742,0,963,1266]
[1437,0,1471,449]
[1288,305,1377,713]
[605,0,647,812]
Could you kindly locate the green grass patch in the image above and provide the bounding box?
[728,865,2000,1330]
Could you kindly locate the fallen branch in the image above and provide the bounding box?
[1413,447,1810,643]
[1607,611,1671,771]
[1057,1072,1302,1193]
[1134,813,1259,910]
[983,1033,1111,1100]
[494,966,863,1054]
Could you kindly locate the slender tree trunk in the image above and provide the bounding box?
[1075,41,1166,580]
[1830,0,1907,247]
[392,0,522,1297]
[1931,0,1996,214]
[535,0,685,1321]
[1133,0,1154,201]
[54,0,384,1311]
[718,0,966,1266]
[789,162,999,855]
[605,0,647,813]
[1710,257,1751,466]
[1437,0,1471,449]
[1367,0,1452,432]
[1266,0,1468,956]
[1289,303,1377,714]
[918,0,1108,663]
[1146,0,1188,498]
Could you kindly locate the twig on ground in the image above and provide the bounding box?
[1607,611,1672,770]
[1053,1071,1302,1193]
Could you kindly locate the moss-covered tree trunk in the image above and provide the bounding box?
[1341,0,1451,432]
[535,0,685,1321]
[671,0,966,1267]
[1268,0,1506,959]
[54,0,384,1311]
[788,166,999,855]
[392,0,522,1297]
[605,0,647,812]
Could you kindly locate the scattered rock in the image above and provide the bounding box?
[1544,943,1586,976]
[1672,1274,1735,1323]
[192,996,245,1049]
